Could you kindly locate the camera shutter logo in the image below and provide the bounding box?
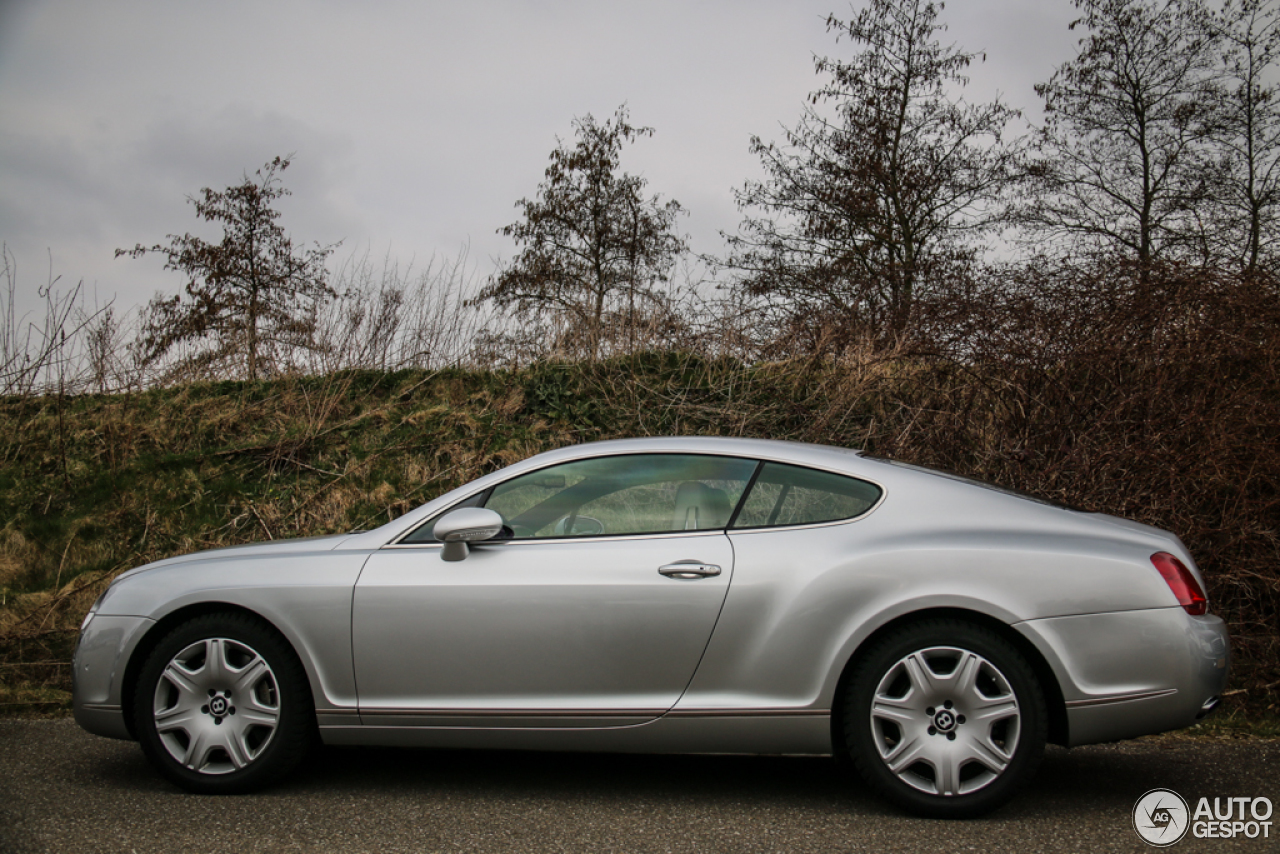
[1134,788,1191,846]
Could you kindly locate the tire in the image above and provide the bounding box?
[844,618,1047,818]
[132,612,315,794]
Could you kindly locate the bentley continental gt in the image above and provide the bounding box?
[72,437,1230,817]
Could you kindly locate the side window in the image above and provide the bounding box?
[731,462,880,529]
[484,454,758,538]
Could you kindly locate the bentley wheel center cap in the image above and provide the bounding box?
[933,709,957,733]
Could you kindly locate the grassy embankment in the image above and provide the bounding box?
[1,352,1276,730]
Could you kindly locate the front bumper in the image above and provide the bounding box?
[71,614,155,741]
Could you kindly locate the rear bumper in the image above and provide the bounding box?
[1017,608,1230,746]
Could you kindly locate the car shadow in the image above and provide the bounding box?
[292,745,866,806]
[88,736,1263,822]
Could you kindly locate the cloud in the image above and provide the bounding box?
[0,0,1080,319]
[0,104,360,312]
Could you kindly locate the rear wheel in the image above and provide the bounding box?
[844,619,1047,818]
[132,612,314,794]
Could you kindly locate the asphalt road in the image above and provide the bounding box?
[1,718,1276,854]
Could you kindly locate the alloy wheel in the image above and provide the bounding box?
[152,637,281,775]
[868,645,1021,797]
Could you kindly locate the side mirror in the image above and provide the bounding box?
[433,507,504,562]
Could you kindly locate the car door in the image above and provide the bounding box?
[351,453,756,728]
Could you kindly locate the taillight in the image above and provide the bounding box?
[1151,552,1208,615]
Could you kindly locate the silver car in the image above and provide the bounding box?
[72,437,1229,817]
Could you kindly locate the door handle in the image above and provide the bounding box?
[658,561,722,579]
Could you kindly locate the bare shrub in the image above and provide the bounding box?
[0,246,120,396]
[891,260,1280,712]
[308,247,493,372]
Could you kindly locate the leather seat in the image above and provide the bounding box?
[671,482,732,530]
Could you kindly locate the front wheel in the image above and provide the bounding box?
[132,612,314,794]
[844,619,1047,818]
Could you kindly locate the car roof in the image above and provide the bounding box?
[522,436,867,470]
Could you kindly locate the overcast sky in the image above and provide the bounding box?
[0,0,1079,318]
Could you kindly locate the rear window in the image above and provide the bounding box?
[731,462,881,529]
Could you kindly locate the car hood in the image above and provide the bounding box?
[111,533,358,584]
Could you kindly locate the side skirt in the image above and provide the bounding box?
[319,710,833,755]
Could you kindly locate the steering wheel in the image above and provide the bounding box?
[552,514,606,536]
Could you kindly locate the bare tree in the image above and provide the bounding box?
[723,0,1021,344]
[472,106,687,360]
[117,157,339,381]
[1205,0,1280,273]
[1021,0,1218,267]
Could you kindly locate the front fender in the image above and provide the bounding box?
[96,548,370,712]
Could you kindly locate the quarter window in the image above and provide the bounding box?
[731,462,880,529]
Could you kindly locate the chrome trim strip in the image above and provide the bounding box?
[665,708,830,718]
[1065,689,1178,708]
[384,529,726,550]
[359,708,666,718]
[318,708,360,717]
[357,707,830,719]
[725,512,878,536]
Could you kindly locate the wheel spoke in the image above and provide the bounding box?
[970,697,1018,724]
[237,705,279,728]
[231,655,268,696]
[161,660,203,698]
[181,726,216,770]
[884,734,928,772]
[965,730,1013,772]
[239,671,280,718]
[953,652,982,702]
[870,695,917,726]
[222,727,253,769]
[936,749,961,796]
[902,653,940,697]
[206,639,233,684]
[154,705,200,732]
